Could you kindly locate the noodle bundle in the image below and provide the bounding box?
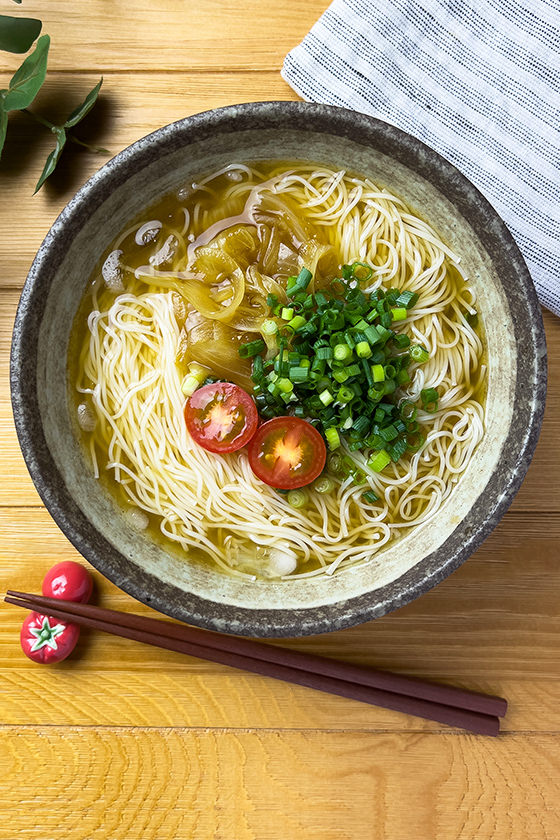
[75,163,485,580]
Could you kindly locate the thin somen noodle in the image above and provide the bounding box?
[75,162,485,580]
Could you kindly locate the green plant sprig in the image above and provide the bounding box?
[0,6,106,192]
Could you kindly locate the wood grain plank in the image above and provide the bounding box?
[1,728,559,840]
[0,669,556,734]
[0,0,325,73]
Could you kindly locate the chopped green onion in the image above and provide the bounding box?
[421,387,439,412]
[261,319,278,336]
[387,437,408,462]
[350,261,373,281]
[356,341,372,358]
[290,366,310,383]
[328,452,343,472]
[238,339,266,358]
[332,368,350,384]
[251,355,264,383]
[251,264,423,471]
[313,475,335,494]
[383,379,396,395]
[325,427,341,450]
[367,387,382,403]
[407,433,425,452]
[352,415,370,436]
[287,488,308,509]
[372,364,385,383]
[364,324,382,344]
[380,424,398,442]
[396,290,419,309]
[363,490,379,504]
[361,359,374,387]
[288,315,307,331]
[333,343,352,361]
[337,386,354,403]
[343,330,356,350]
[376,324,393,343]
[276,378,293,394]
[393,333,411,349]
[399,402,415,421]
[287,267,313,295]
[368,449,391,472]
[410,344,430,363]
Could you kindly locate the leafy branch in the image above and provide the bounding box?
[0,4,106,192]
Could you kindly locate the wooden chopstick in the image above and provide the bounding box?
[7,589,507,717]
[5,591,503,736]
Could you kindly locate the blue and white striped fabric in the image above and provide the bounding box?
[282,0,560,315]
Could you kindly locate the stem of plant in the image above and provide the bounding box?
[67,134,109,155]
[22,108,54,130]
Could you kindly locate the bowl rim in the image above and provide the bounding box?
[10,100,547,637]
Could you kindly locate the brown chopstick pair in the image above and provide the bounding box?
[5,590,506,735]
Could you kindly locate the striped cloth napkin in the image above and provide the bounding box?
[282,0,560,316]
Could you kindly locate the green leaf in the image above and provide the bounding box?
[12,1,23,4]
[64,78,103,128]
[0,107,8,157]
[0,14,41,53]
[3,33,49,112]
[34,126,66,193]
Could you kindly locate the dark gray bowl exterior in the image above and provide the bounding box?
[11,102,547,637]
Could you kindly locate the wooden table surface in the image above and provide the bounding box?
[1,3,559,838]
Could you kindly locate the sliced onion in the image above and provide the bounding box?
[264,547,298,578]
[125,507,149,531]
[77,402,97,432]
[149,235,179,268]
[102,250,125,292]
[135,220,162,246]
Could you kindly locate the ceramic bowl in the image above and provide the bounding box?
[11,102,547,637]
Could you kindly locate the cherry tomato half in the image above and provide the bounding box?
[184,382,258,453]
[20,611,80,664]
[247,417,327,489]
[42,561,93,604]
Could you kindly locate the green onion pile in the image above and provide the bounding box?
[240,263,439,477]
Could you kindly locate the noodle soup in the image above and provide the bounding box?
[73,162,485,581]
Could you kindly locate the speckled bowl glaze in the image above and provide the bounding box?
[11,102,547,637]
